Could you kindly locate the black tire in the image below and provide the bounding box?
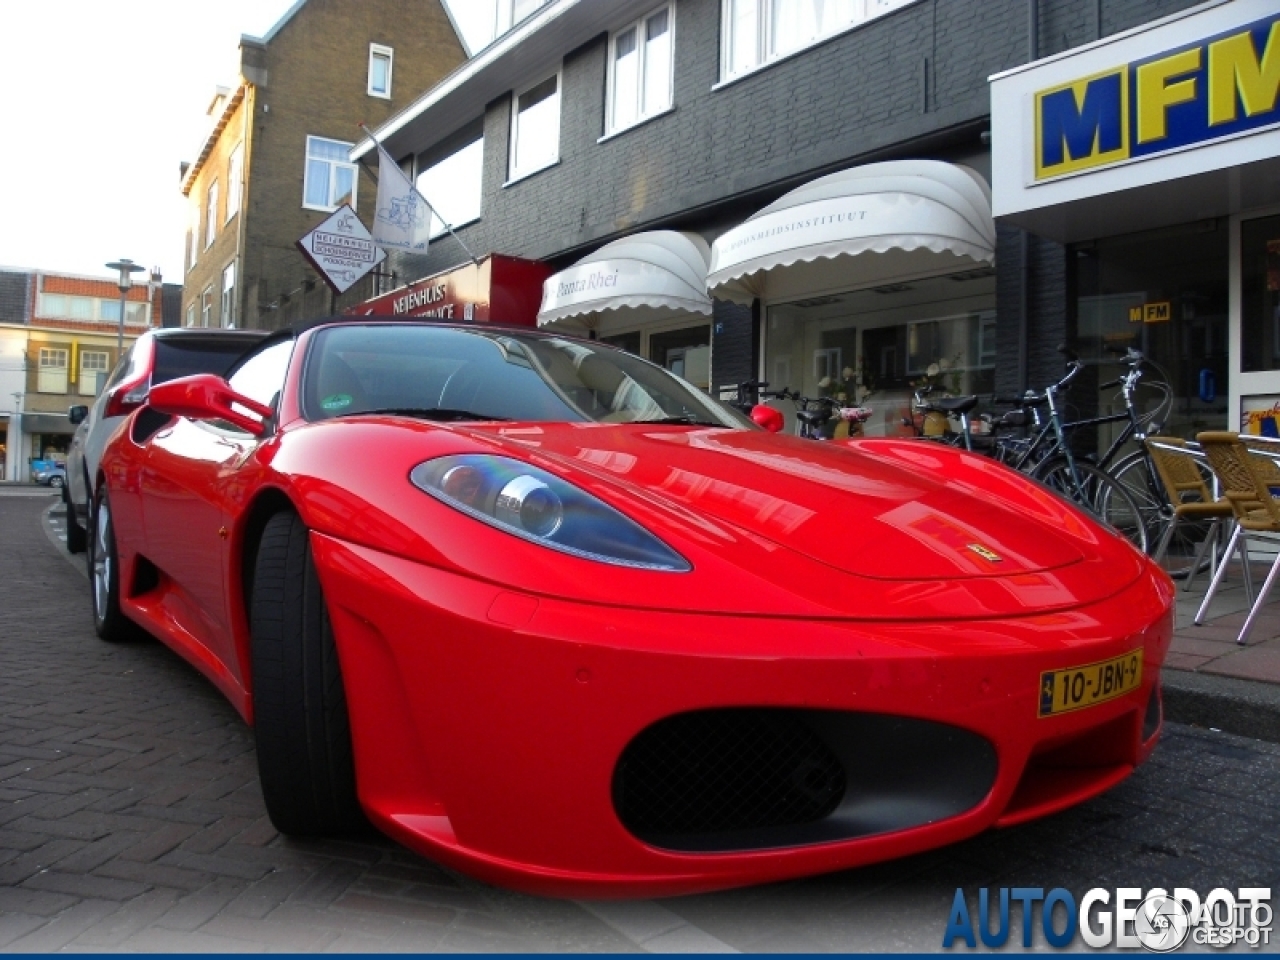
[250,511,364,836]
[88,488,134,641]
[49,475,64,488]
[1032,455,1149,554]
[64,481,87,554]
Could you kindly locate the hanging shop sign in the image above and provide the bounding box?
[990,0,1280,242]
[297,205,387,295]
[348,254,551,326]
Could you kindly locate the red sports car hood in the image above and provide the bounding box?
[480,424,1092,581]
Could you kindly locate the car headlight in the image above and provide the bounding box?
[410,455,691,572]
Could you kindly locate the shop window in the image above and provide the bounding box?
[1074,220,1228,443]
[37,347,68,393]
[226,144,243,222]
[1242,215,1280,375]
[601,330,643,357]
[368,44,393,98]
[304,136,357,211]
[205,180,219,248]
[221,263,236,328]
[721,0,915,81]
[607,5,674,135]
[80,351,110,397]
[649,326,711,390]
[509,72,560,182]
[416,137,484,238]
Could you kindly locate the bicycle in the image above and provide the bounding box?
[769,387,873,440]
[986,351,1150,554]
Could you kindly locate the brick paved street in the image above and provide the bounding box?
[2,492,1279,952]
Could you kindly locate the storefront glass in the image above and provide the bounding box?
[762,273,996,436]
[1073,220,1229,447]
[649,325,711,390]
[1242,214,1280,374]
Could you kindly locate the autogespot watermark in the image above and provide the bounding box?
[942,887,1272,951]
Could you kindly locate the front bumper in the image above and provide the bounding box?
[311,533,1173,898]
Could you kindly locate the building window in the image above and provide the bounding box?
[68,297,94,321]
[80,351,110,397]
[125,301,149,326]
[206,180,219,248]
[608,6,673,135]
[201,286,214,328]
[442,0,551,54]
[304,136,357,211]
[221,263,236,328]
[509,71,560,181]
[37,348,68,393]
[226,144,243,222]
[416,138,484,238]
[721,0,914,81]
[368,44,393,98]
[186,303,196,328]
[38,293,66,317]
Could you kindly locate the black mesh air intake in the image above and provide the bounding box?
[613,708,845,842]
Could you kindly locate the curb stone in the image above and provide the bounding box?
[1162,668,1280,743]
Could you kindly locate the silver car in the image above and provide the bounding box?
[65,328,268,553]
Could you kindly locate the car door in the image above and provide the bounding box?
[139,337,295,687]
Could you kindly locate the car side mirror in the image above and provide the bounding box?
[147,374,273,437]
[751,404,785,433]
[68,405,89,425]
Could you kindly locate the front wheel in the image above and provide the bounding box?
[250,511,365,836]
[88,488,135,641]
[1032,456,1149,554]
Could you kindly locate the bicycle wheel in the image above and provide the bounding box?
[1032,456,1149,554]
[1108,450,1218,578]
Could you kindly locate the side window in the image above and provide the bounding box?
[227,339,296,413]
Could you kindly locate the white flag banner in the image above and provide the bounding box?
[372,143,431,253]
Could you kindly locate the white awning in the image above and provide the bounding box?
[707,160,996,305]
[538,230,713,332]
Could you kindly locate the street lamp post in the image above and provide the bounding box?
[105,259,145,355]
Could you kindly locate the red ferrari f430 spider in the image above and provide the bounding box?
[90,319,1174,897]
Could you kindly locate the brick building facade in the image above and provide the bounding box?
[354,0,1220,437]
[180,0,466,333]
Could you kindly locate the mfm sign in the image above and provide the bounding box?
[1035,12,1279,181]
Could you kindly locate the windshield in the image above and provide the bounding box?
[304,325,753,428]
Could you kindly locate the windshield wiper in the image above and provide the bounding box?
[337,407,509,422]
[626,415,724,427]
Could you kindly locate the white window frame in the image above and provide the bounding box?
[221,262,236,329]
[37,348,69,394]
[605,4,676,138]
[205,180,219,248]
[186,303,196,328]
[368,44,394,98]
[718,0,917,85]
[303,136,359,212]
[507,69,561,184]
[226,144,243,222]
[79,351,110,397]
[124,300,150,326]
[201,286,214,328]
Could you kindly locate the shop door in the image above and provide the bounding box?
[1232,212,1280,437]
[649,326,711,391]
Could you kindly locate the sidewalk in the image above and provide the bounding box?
[1164,561,1280,742]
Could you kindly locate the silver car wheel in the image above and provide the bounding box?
[92,499,112,623]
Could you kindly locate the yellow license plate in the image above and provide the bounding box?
[1038,650,1143,718]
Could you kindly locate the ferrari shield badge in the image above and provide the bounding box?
[966,543,1002,563]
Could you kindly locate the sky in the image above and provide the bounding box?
[0,0,304,283]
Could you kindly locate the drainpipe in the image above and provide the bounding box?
[1018,0,1039,392]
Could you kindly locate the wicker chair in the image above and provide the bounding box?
[1144,437,1234,593]
[1194,432,1280,643]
